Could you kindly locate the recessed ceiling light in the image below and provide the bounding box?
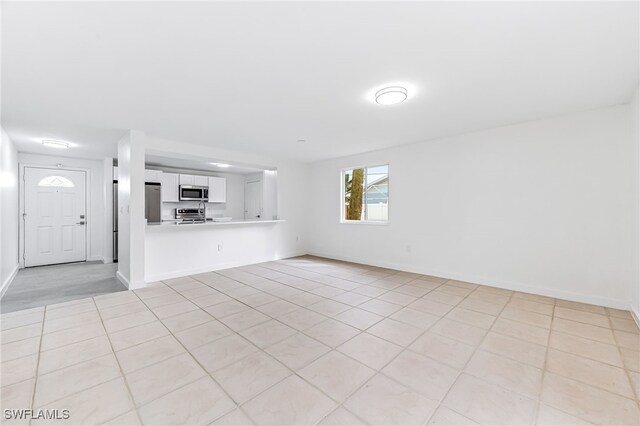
[297,139,306,143]
[42,139,70,149]
[375,86,408,105]
[210,163,231,168]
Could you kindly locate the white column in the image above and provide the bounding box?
[117,130,146,289]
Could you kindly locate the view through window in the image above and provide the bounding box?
[343,164,388,222]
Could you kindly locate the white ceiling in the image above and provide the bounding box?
[2,1,638,162]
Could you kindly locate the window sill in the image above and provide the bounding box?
[340,220,388,226]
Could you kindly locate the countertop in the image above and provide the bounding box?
[146,219,285,229]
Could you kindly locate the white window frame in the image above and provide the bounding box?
[340,163,389,225]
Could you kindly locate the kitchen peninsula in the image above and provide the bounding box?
[140,155,285,282]
[147,218,285,228]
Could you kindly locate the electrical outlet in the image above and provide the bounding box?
[218,244,223,252]
[406,244,412,253]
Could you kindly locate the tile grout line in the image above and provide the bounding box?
[607,311,640,410]
[26,306,46,426]
[533,296,556,425]
[222,264,549,417]
[132,287,242,424]
[98,290,242,421]
[176,266,423,423]
[89,295,144,426]
[539,303,640,423]
[309,279,494,425]
[422,281,518,425]
[545,319,640,402]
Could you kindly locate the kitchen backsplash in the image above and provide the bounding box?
[161,201,230,220]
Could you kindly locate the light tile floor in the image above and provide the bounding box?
[1,256,639,425]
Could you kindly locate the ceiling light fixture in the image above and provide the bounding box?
[375,86,408,105]
[42,139,70,149]
[211,163,231,168]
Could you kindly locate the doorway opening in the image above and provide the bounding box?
[244,179,262,220]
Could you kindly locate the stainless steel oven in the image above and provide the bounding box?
[175,208,205,222]
[179,185,209,201]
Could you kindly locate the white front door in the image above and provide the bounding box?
[24,167,87,267]
[244,180,262,220]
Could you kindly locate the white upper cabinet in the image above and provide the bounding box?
[194,175,208,186]
[145,169,163,183]
[179,174,195,185]
[179,174,208,186]
[207,176,226,203]
[163,173,224,203]
[161,172,180,202]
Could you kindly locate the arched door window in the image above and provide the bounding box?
[37,176,75,188]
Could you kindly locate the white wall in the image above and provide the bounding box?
[17,152,106,264]
[0,128,19,296]
[144,136,307,281]
[263,170,278,220]
[307,105,636,310]
[631,86,640,321]
[217,173,246,219]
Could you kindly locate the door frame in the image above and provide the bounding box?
[19,164,91,269]
[244,178,263,220]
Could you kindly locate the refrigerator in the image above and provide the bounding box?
[145,183,162,223]
[113,181,162,262]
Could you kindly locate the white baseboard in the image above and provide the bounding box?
[0,264,19,299]
[116,270,130,288]
[128,279,146,290]
[87,255,103,262]
[631,307,640,329]
[102,257,114,264]
[307,251,631,311]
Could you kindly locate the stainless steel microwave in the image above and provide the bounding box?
[179,185,209,201]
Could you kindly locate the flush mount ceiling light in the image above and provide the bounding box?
[210,163,231,168]
[42,139,70,149]
[375,86,408,105]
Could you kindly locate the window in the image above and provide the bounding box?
[342,164,388,223]
[37,176,75,187]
